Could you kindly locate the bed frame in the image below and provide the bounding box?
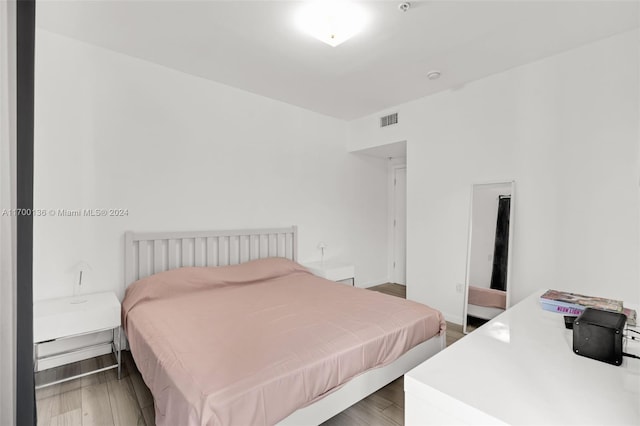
[466,304,505,321]
[124,226,444,425]
[124,226,298,285]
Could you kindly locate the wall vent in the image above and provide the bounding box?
[380,113,398,128]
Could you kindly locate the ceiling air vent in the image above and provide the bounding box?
[380,113,398,128]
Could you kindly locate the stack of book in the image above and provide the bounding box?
[540,290,637,326]
[623,307,637,326]
[540,289,624,317]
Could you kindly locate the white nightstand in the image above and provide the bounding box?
[33,292,121,388]
[303,261,355,286]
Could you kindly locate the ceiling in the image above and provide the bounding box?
[36,1,639,120]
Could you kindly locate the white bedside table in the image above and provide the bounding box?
[303,261,355,286]
[33,291,121,388]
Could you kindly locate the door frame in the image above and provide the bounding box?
[388,164,407,285]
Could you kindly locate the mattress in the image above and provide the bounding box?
[122,258,444,426]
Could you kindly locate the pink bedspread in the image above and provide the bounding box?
[468,285,507,309]
[122,258,444,426]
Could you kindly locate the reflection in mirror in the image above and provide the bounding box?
[463,181,514,334]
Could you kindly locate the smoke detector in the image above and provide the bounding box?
[398,2,411,12]
[427,70,441,80]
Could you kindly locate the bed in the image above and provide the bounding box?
[122,226,445,426]
[466,285,506,320]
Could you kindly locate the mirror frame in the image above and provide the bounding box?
[462,180,515,334]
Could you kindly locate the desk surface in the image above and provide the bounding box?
[406,290,640,425]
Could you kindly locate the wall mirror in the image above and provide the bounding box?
[463,181,514,334]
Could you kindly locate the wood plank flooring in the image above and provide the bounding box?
[36,283,465,426]
[36,353,152,426]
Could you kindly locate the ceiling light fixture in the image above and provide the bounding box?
[296,2,368,47]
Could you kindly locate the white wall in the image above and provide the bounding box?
[350,30,640,323]
[34,30,389,301]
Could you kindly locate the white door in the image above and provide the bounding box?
[393,167,407,285]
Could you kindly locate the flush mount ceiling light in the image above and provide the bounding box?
[296,2,368,47]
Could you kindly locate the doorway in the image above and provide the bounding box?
[391,166,406,285]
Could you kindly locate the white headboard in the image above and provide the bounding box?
[124,226,298,286]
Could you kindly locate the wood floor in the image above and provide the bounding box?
[36,283,465,426]
[36,352,153,426]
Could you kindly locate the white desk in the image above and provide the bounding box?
[405,290,640,425]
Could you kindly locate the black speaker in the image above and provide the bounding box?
[573,308,626,366]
